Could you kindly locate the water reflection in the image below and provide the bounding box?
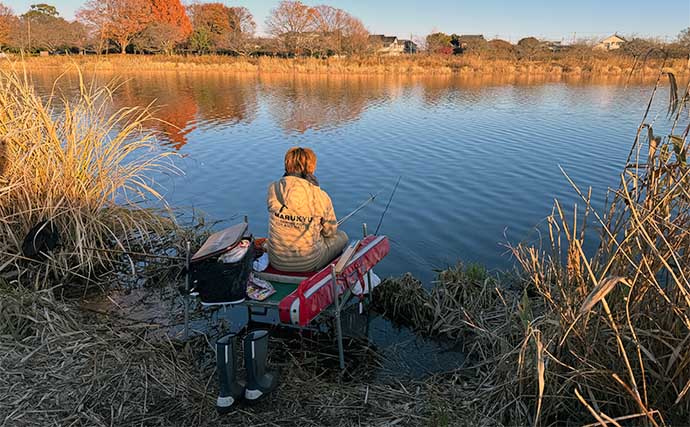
[111,73,258,148]
[28,70,662,146]
[116,79,199,149]
[28,71,259,148]
[260,74,399,133]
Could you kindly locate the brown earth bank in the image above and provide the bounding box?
[5,54,689,78]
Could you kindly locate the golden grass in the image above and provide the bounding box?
[0,64,181,288]
[376,70,690,425]
[5,53,688,78]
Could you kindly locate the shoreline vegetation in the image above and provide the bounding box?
[1,62,689,426]
[5,54,690,78]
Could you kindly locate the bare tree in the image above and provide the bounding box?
[0,2,15,48]
[340,15,368,55]
[134,21,183,54]
[66,20,89,53]
[265,1,318,55]
[312,5,346,55]
[312,5,369,56]
[227,6,256,55]
[678,27,690,49]
[16,4,74,53]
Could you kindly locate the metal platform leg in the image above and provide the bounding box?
[184,241,191,340]
[331,265,345,370]
[362,223,372,335]
[362,223,373,305]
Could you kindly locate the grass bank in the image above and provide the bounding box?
[5,54,689,78]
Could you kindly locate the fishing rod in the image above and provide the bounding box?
[337,191,381,226]
[374,176,402,235]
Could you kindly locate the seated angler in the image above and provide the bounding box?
[266,147,348,272]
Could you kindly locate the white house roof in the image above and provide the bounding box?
[601,34,626,44]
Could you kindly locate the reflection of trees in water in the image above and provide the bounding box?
[418,74,565,106]
[110,77,197,150]
[260,75,400,133]
[112,73,258,148]
[27,71,661,145]
[28,71,259,149]
[418,73,666,106]
[185,74,259,129]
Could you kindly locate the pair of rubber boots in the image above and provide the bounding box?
[216,330,278,414]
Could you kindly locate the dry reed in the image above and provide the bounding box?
[376,69,690,425]
[5,54,688,78]
[0,279,491,426]
[0,64,181,288]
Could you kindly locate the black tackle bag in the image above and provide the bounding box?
[190,239,255,305]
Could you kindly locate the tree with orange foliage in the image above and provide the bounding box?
[79,0,191,54]
[78,0,151,54]
[187,3,255,55]
[187,3,233,53]
[0,2,15,48]
[147,0,191,43]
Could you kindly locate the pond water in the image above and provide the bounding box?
[31,70,676,375]
[29,71,674,283]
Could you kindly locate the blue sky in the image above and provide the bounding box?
[5,0,689,42]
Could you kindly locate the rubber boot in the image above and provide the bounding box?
[216,333,245,414]
[243,329,278,402]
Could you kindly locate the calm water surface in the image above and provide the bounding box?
[31,72,671,284]
[34,71,676,376]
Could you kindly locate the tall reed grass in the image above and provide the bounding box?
[0,65,180,288]
[6,54,688,78]
[376,69,690,425]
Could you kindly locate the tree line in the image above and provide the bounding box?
[0,1,688,59]
[0,0,370,56]
[426,31,690,60]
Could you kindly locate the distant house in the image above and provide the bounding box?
[594,34,626,51]
[452,35,486,53]
[546,41,571,52]
[455,35,485,48]
[368,34,405,55]
[399,39,418,54]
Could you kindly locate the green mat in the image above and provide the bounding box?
[262,281,298,305]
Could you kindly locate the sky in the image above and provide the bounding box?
[4,0,689,42]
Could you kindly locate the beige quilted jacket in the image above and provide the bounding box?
[267,176,337,271]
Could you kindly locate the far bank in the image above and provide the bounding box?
[5,54,688,78]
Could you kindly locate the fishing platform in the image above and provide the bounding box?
[183,219,389,369]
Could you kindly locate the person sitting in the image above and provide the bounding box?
[266,147,348,272]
